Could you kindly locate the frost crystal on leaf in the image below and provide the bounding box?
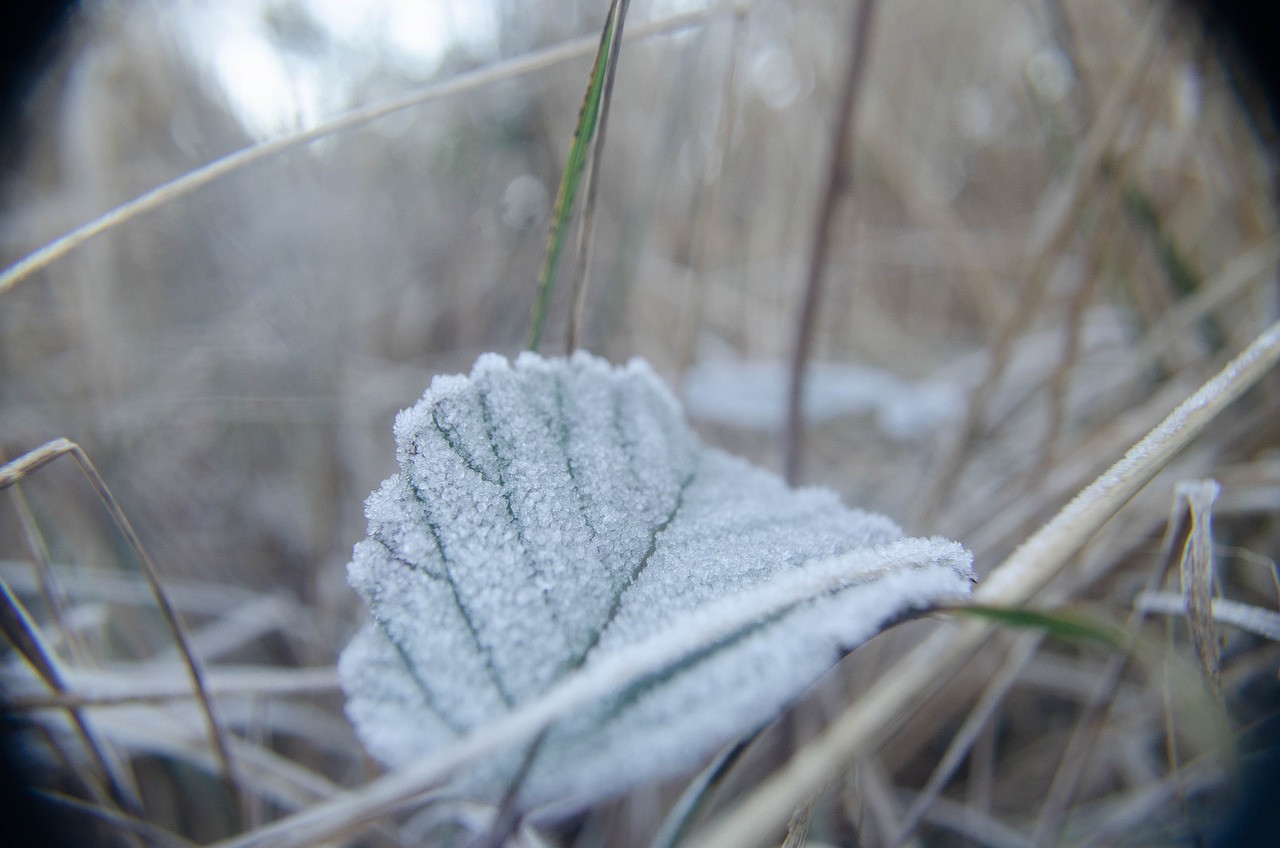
[339,351,974,809]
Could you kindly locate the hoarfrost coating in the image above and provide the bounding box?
[339,351,974,809]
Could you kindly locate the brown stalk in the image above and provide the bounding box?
[783,0,878,484]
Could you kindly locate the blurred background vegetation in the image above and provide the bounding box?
[2,0,1279,845]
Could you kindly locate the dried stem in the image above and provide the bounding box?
[894,632,1044,846]
[674,9,746,375]
[4,465,88,666]
[0,579,143,815]
[783,0,878,485]
[912,0,1168,523]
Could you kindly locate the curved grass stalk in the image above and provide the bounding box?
[0,439,248,827]
[0,5,732,296]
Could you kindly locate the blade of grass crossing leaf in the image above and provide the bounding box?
[528,1,621,351]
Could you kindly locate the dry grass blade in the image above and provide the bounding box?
[1134,592,1280,642]
[780,797,813,848]
[1176,480,1223,692]
[5,472,86,665]
[0,579,142,815]
[692,319,1280,848]
[0,4,731,296]
[0,438,247,827]
[893,633,1044,847]
[35,789,199,848]
[783,0,878,485]
[7,665,340,710]
[648,733,753,848]
[912,0,1168,523]
[565,0,632,354]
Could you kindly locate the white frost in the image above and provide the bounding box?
[682,357,963,441]
[340,351,973,809]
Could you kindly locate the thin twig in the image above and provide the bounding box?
[783,0,878,484]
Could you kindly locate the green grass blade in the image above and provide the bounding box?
[527,0,620,351]
[952,604,1126,649]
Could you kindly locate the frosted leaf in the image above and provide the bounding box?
[339,351,974,809]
